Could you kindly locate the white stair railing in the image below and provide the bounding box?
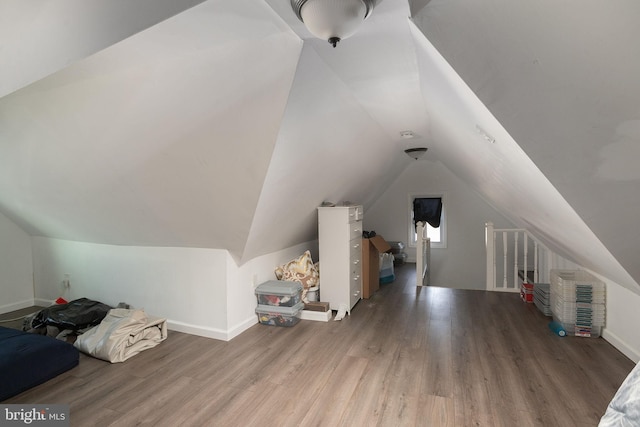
[416,221,431,287]
[485,222,551,292]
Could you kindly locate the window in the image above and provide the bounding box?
[408,194,446,248]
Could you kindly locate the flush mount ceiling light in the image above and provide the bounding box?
[405,147,428,160]
[290,0,376,48]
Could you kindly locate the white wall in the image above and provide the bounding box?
[600,279,640,363]
[364,160,515,290]
[31,237,229,338]
[0,211,34,313]
[30,236,319,341]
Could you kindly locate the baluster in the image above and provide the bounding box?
[502,232,508,289]
[514,232,519,289]
[493,230,497,290]
[523,232,528,283]
[533,240,539,283]
[416,222,424,287]
[485,222,495,291]
[484,222,496,291]
[425,237,431,286]
[491,227,498,289]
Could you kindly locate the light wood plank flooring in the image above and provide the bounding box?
[4,264,635,426]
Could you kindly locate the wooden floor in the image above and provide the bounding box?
[4,264,635,426]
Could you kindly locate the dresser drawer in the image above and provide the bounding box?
[350,237,362,258]
[350,250,361,273]
[350,271,361,305]
[350,220,363,240]
[350,244,362,305]
[348,206,363,223]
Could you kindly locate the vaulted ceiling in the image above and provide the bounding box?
[1,0,639,294]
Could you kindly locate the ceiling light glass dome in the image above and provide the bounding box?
[291,0,375,47]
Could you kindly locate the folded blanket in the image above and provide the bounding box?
[74,308,167,363]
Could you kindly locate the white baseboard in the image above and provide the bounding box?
[226,316,258,340]
[166,320,230,341]
[34,298,55,307]
[2,299,256,343]
[169,310,331,341]
[603,328,640,363]
[167,315,258,342]
[0,299,36,314]
[300,309,332,322]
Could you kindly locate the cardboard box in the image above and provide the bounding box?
[362,235,392,298]
[304,301,330,312]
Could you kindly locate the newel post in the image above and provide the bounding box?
[485,222,494,291]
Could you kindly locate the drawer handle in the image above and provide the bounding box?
[353,243,360,249]
[353,260,360,265]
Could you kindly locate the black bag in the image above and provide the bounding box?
[31,298,112,331]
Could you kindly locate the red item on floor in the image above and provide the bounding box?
[520,282,534,303]
[55,297,68,304]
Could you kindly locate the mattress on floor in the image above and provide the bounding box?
[0,326,79,401]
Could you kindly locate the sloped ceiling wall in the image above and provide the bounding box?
[242,0,429,262]
[408,22,636,291]
[411,0,640,292]
[0,0,207,98]
[0,0,303,261]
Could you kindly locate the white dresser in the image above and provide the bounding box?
[317,205,363,314]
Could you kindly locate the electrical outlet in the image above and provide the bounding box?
[63,274,71,288]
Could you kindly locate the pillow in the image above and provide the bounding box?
[275,250,319,302]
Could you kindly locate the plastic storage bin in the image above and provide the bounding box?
[550,270,605,337]
[520,282,534,303]
[550,270,605,301]
[394,252,407,265]
[550,301,605,324]
[533,283,552,316]
[255,280,303,307]
[379,253,395,284]
[256,303,304,327]
[387,241,407,265]
[553,319,602,338]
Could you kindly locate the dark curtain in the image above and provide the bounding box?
[413,197,442,228]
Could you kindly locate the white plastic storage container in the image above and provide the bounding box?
[550,270,606,337]
[533,283,552,316]
[553,319,602,338]
[550,270,605,301]
[255,280,303,307]
[379,253,395,284]
[550,301,606,324]
[255,302,304,327]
